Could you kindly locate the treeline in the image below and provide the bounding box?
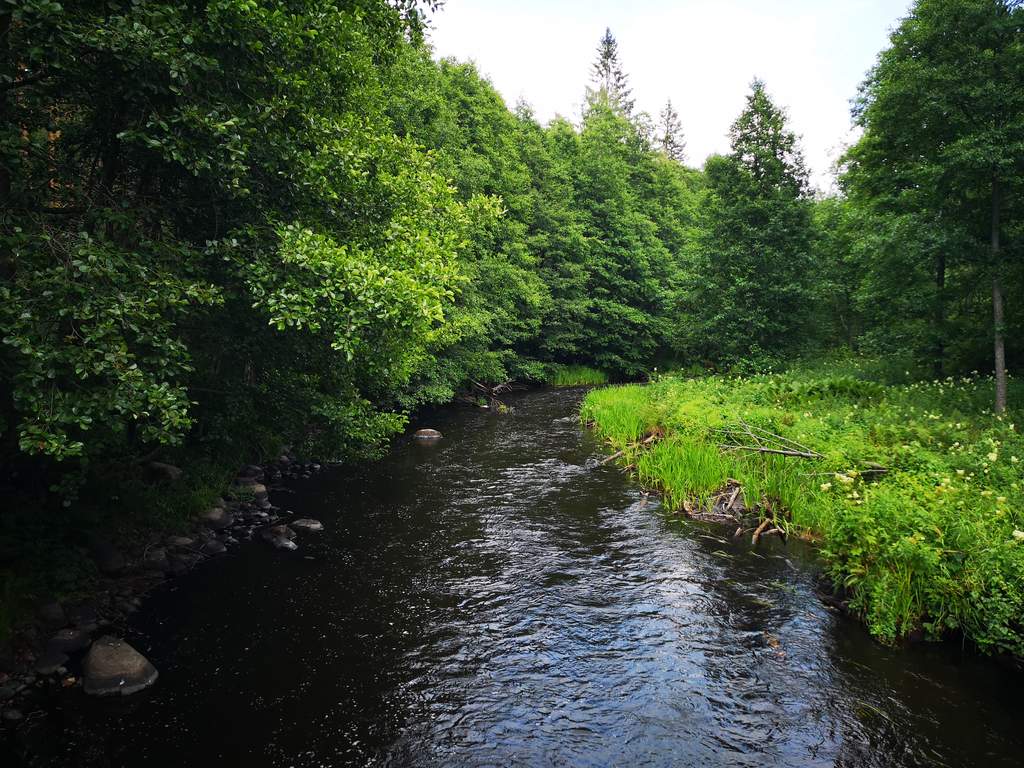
[1,0,1021,499]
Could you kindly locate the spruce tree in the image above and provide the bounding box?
[588,27,634,115]
[657,99,686,162]
[683,80,814,365]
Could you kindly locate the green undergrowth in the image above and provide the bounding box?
[581,369,1024,656]
[545,364,609,387]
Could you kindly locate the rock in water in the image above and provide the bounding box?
[200,539,226,556]
[291,519,323,532]
[413,428,442,440]
[236,481,269,502]
[200,506,234,530]
[261,524,298,551]
[83,636,158,696]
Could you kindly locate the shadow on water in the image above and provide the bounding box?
[6,388,1023,766]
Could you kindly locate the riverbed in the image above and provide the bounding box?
[10,388,1024,766]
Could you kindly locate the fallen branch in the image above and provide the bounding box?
[599,433,658,465]
[720,444,822,459]
[726,485,741,512]
[751,517,772,545]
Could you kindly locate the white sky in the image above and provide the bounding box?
[427,0,914,190]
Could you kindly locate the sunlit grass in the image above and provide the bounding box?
[582,367,1024,656]
[545,364,609,387]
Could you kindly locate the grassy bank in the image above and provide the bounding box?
[581,369,1024,656]
[545,364,609,387]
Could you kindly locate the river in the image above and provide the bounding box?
[11,388,1024,766]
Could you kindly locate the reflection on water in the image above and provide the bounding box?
[9,389,1024,766]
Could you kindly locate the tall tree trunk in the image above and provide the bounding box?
[933,249,945,378]
[992,177,1007,414]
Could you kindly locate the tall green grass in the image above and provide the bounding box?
[545,364,609,387]
[582,368,1024,656]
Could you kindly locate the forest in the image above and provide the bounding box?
[0,0,1022,653]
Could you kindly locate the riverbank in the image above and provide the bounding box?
[0,454,329,724]
[581,370,1024,657]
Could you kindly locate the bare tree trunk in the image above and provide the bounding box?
[992,177,1007,414]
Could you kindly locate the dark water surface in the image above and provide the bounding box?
[12,389,1024,766]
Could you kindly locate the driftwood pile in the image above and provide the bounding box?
[457,380,524,409]
[681,479,788,545]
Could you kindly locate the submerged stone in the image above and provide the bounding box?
[82,636,158,697]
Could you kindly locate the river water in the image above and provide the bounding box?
[12,388,1024,766]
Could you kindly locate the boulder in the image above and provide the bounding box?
[261,524,298,551]
[237,464,263,481]
[148,461,183,482]
[413,428,442,440]
[46,628,91,656]
[199,507,234,530]
[165,535,194,548]
[2,708,24,723]
[200,539,226,556]
[83,637,158,696]
[37,602,67,630]
[291,519,324,532]
[236,481,268,502]
[264,524,295,541]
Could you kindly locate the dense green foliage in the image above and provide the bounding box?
[583,366,1024,653]
[842,0,1023,407]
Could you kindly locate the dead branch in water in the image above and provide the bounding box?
[751,517,772,545]
[599,433,659,465]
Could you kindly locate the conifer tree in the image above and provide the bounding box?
[683,80,814,365]
[588,27,634,115]
[657,99,686,162]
